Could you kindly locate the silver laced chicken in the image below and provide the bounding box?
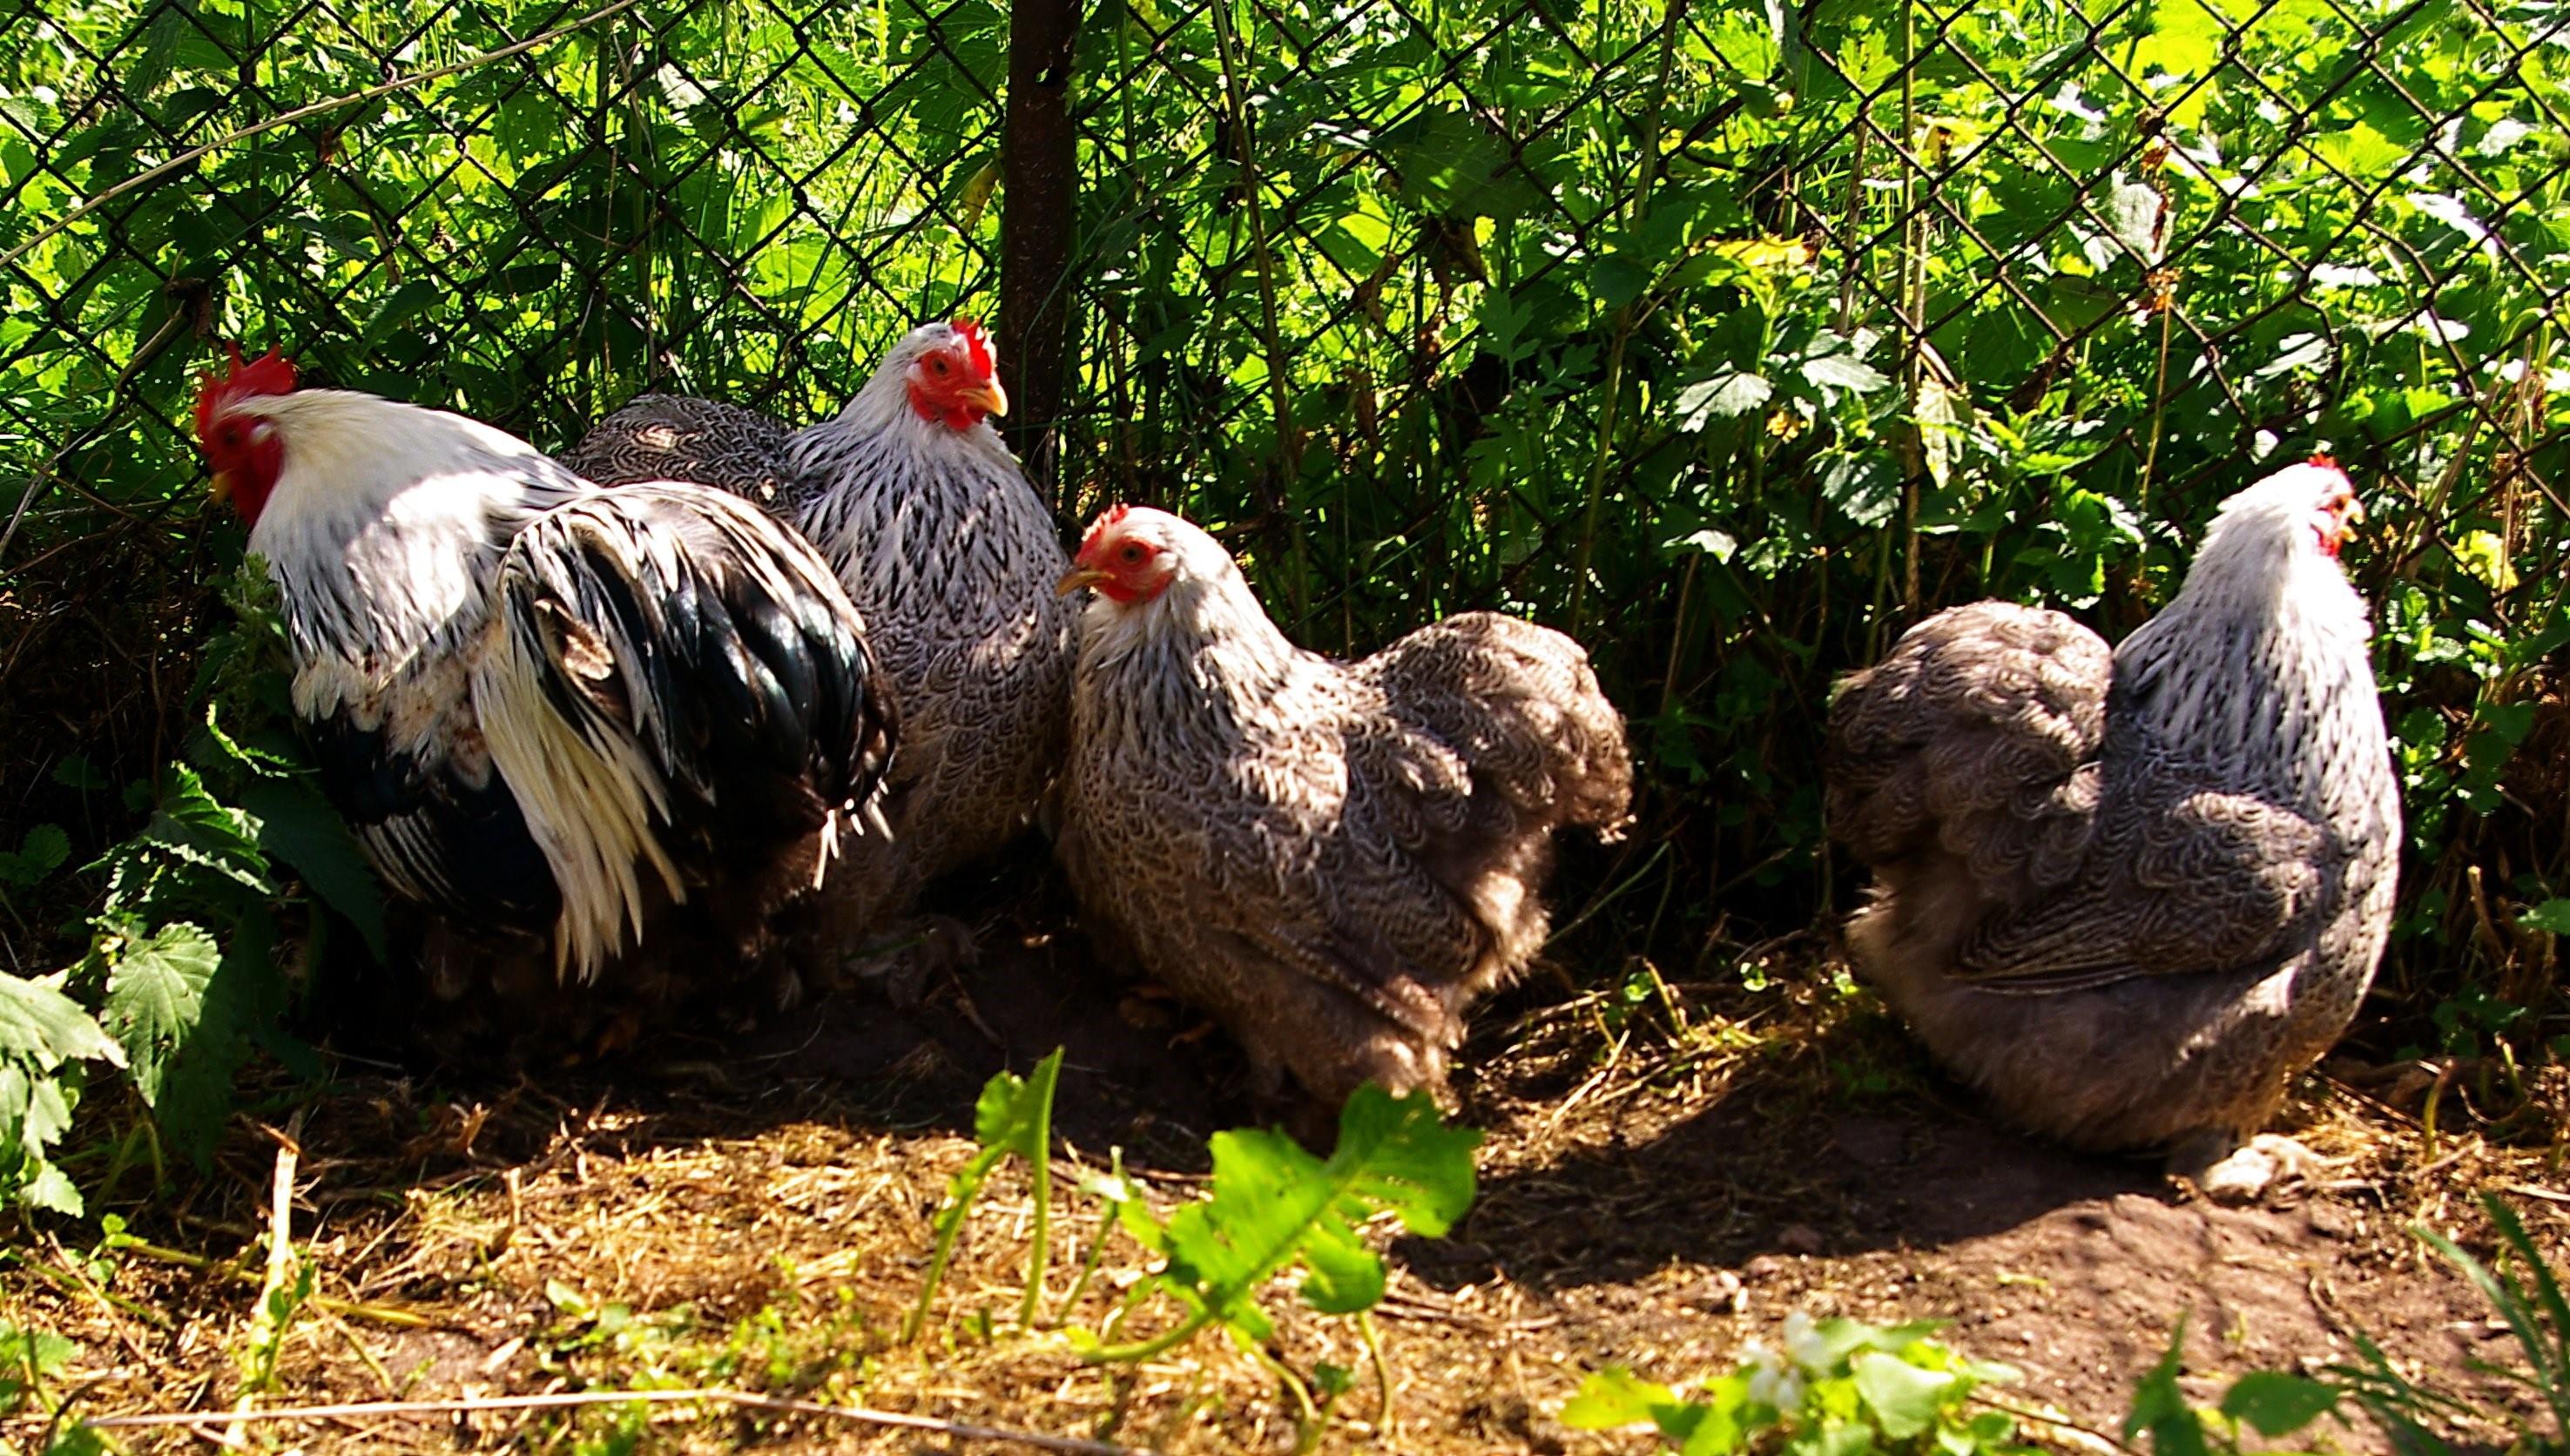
[567,322,1077,989]
[1053,505,1633,1117]
[1824,457,2399,1199]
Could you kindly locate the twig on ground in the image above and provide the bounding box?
[84,1387,1153,1453]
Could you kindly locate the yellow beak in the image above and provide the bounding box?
[1056,564,1110,597]
[209,470,234,507]
[963,378,1009,419]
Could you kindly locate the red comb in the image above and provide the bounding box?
[1076,502,1135,561]
[194,344,297,441]
[2308,451,2339,469]
[950,318,994,381]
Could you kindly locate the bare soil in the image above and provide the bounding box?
[4,859,2564,1454]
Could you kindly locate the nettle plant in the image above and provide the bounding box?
[0,562,375,1215]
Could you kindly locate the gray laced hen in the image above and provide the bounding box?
[561,393,802,511]
[1054,505,1633,1113]
[1824,458,2399,1197]
[565,323,1078,981]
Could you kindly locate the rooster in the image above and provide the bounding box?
[1053,505,1632,1115]
[1825,458,2398,1199]
[195,347,897,1036]
[570,321,1077,983]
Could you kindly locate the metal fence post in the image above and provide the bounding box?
[1002,0,1081,509]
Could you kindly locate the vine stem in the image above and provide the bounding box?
[1083,1306,1218,1365]
[84,1389,1144,1453]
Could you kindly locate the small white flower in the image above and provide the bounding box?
[1783,1311,1832,1372]
[1741,1342,1805,1410]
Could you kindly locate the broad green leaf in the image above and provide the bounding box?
[0,826,68,889]
[2217,1371,2338,1436]
[1095,1087,1478,1360]
[2122,1318,2209,1456]
[1819,452,1901,529]
[2520,900,2570,935]
[138,765,270,896]
[103,921,220,1108]
[1675,372,1773,429]
[1852,1348,1955,1438]
[0,1319,75,1414]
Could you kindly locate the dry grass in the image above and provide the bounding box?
[4,945,2567,1455]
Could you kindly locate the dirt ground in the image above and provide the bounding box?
[4,860,2565,1454]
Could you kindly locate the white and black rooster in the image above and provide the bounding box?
[195,347,897,1051]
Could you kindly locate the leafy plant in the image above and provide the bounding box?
[0,1318,74,1416]
[2124,1318,2350,1456]
[2333,1193,2570,1455]
[0,562,381,1215]
[2121,1194,2570,1456]
[904,1047,1063,1341]
[1562,1311,2036,1456]
[1074,1084,1479,1367]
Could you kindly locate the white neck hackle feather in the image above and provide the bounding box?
[2113,460,2382,816]
[1075,509,1309,751]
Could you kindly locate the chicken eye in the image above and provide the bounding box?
[1116,543,1147,566]
[928,356,950,376]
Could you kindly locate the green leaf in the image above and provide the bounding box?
[1561,1366,1681,1429]
[0,826,68,889]
[2122,1318,2209,1456]
[239,776,388,962]
[361,279,448,347]
[1593,253,1652,309]
[0,974,124,1071]
[1674,372,1773,429]
[1819,452,1901,528]
[0,1318,75,1415]
[1852,1348,1957,1437]
[2520,900,2570,935]
[2218,1371,2338,1436]
[1089,1086,1479,1361]
[906,1048,1063,1341]
[1800,351,1889,397]
[136,765,271,897]
[102,921,220,1108]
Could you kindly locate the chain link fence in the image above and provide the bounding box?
[2,0,2563,981]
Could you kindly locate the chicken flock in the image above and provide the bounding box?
[193,317,2398,1198]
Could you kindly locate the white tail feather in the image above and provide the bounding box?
[473,618,685,983]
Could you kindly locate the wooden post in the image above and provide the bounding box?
[1002,0,1080,509]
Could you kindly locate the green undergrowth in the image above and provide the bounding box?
[1566,1191,2570,1456]
[2,562,373,1216]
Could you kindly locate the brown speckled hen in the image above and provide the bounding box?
[1053,505,1632,1114]
[1825,458,2399,1198]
